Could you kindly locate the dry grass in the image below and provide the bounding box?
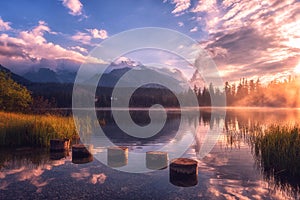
[0,111,78,147]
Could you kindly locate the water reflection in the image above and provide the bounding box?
[146,151,168,170]
[209,108,300,199]
[50,151,69,160]
[0,108,300,199]
[99,110,181,147]
[72,144,94,164]
[107,146,128,168]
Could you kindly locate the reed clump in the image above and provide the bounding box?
[0,111,78,147]
[254,124,300,186]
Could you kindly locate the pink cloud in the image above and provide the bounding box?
[0,21,106,73]
[191,0,217,13]
[170,0,191,14]
[0,17,11,31]
[62,0,83,16]
[87,28,108,39]
[71,31,92,45]
[70,46,88,53]
[178,21,184,27]
[190,26,198,32]
[71,29,109,45]
[188,0,300,83]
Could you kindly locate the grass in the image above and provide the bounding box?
[0,111,78,147]
[254,124,300,191]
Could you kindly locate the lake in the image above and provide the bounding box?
[1,108,299,199]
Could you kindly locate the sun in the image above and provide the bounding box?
[294,63,300,74]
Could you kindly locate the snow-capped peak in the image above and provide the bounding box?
[111,56,141,67]
[105,57,142,73]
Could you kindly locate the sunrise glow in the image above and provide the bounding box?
[294,62,300,74]
[1,1,300,199]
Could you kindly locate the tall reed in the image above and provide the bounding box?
[254,124,300,192]
[0,111,78,147]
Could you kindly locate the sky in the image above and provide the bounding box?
[0,0,299,83]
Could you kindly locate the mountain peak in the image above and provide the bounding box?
[105,57,142,73]
[111,57,141,67]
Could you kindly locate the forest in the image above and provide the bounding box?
[32,75,300,109]
[1,69,300,113]
[195,76,300,107]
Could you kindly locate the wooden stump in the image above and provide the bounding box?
[50,139,70,152]
[72,144,93,164]
[146,151,168,170]
[107,146,128,168]
[169,158,198,187]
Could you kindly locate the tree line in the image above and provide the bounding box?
[194,76,300,107]
[1,69,300,113]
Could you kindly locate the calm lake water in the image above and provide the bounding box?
[1,108,300,199]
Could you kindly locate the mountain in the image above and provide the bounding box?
[20,57,187,93]
[24,68,60,83]
[87,66,186,93]
[0,64,31,86]
[56,69,77,83]
[106,57,141,73]
[24,68,76,83]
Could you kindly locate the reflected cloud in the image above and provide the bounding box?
[90,173,107,184]
[71,168,91,180]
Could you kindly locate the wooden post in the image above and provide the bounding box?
[50,139,70,152]
[169,158,198,187]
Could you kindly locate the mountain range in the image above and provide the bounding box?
[23,68,77,83]
[8,59,184,88]
[0,61,190,108]
[1,58,189,93]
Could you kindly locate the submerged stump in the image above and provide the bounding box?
[169,158,198,187]
[146,151,168,170]
[107,146,128,168]
[50,139,70,152]
[72,144,93,164]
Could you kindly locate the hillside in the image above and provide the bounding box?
[0,64,31,86]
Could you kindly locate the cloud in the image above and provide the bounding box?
[71,29,108,45]
[0,21,106,73]
[90,173,106,184]
[87,28,108,39]
[70,46,88,53]
[190,26,198,32]
[188,0,300,83]
[191,0,217,13]
[170,0,191,14]
[71,31,92,45]
[178,21,184,27]
[0,17,12,31]
[62,0,83,16]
